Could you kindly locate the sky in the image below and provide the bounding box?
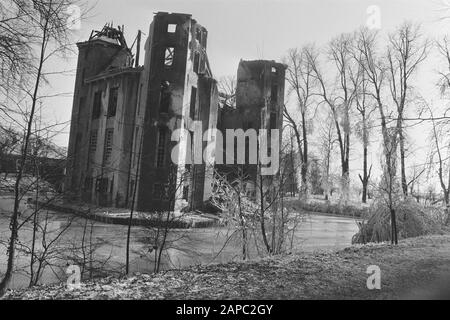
[41,0,450,190]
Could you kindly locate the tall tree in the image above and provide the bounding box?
[0,0,85,296]
[429,113,450,225]
[432,36,450,224]
[318,111,336,201]
[351,64,374,203]
[386,23,429,196]
[354,28,399,244]
[283,47,316,200]
[306,34,359,205]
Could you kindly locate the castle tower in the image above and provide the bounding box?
[133,12,218,212]
[216,60,286,191]
[65,25,139,207]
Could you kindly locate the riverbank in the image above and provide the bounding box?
[4,234,450,300]
[32,199,220,229]
[285,197,368,218]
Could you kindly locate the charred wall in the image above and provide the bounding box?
[216,60,286,187]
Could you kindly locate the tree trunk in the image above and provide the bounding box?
[377,93,399,245]
[333,113,350,205]
[126,127,144,275]
[445,191,450,226]
[399,125,408,197]
[237,187,247,260]
[259,173,272,254]
[342,159,350,205]
[360,144,369,204]
[361,183,367,204]
[446,163,450,226]
[0,19,48,296]
[390,207,398,245]
[301,111,308,199]
[325,163,330,202]
[29,171,39,288]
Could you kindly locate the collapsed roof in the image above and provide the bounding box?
[89,24,129,48]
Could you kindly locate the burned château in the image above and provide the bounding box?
[65,12,286,213]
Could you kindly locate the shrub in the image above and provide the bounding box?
[352,198,445,244]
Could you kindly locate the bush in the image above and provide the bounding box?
[285,198,367,218]
[352,198,445,244]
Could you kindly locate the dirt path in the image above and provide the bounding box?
[3,235,450,300]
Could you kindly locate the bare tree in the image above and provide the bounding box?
[435,36,450,127]
[427,105,450,225]
[218,75,237,108]
[211,140,303,258]
[283,47,316,199]
[437,36,450,104]
[66,216,116,281]
[257,147,303,255]
[17,211,75,287]
[151,166,190,273]
[0,0,87,296]
[353,28,400,244]
[318,111,336,202]
[285,128,298,196]
[125,121,144,275]
[386,22,429,196]
[306,34,359,205]
[351,64,375,203]
[211,168,255,260]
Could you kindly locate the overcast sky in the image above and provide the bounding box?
[65,0,449,75]
[41,0,450,189]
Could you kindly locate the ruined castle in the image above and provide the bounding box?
[65,12,286,213]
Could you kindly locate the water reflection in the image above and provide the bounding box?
[0,196,359,290]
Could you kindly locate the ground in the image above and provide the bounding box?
[3,235,450,300]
